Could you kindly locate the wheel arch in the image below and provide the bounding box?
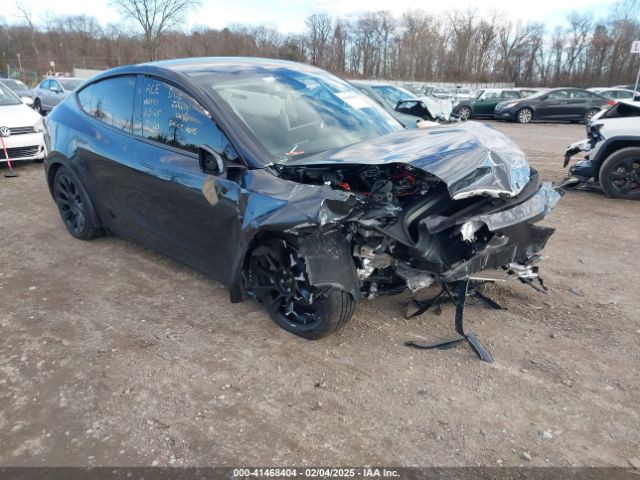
[593,137,640,176]
[47,156,103,232]
[518,105,535,119]
[232,228,361,304]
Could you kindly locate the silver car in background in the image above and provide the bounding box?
[32,77,84,115]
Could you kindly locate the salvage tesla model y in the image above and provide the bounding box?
[44,58,561,339]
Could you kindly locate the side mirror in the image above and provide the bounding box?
[539,95,548,101]
[49,86,60,93]
[199,145,226,175]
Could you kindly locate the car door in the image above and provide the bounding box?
[469,90,489,116]
[476,90,503,115]
[126,75,247,282]
[48,80,65,108]
[73,75,139,232]
[535,90,570,119]
[562,89,592,119]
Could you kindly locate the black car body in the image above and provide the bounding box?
[44,57,561,339]
[494,88,611,124]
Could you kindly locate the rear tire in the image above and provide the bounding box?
[599,147,640,200]
[247,237,356,339]
[53,166,102,239]
[516,108,533,124]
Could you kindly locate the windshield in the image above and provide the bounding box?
[370,85,418,110]
[200,70,402,163]
[0,85,21,106]
[2,79,28,90]
[59,79,83,91]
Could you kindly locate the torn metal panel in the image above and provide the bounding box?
[279,121,530,199]
[297,230,361,299]
[426,182,561,234]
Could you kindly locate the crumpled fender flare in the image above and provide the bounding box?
[228,229,361,303]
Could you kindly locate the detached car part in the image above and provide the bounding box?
[43,58,561,351]
[563,100,640,199]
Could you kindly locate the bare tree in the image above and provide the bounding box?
[15,2,40,72]
[110,0,199,60]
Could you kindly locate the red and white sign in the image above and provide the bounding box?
[632,40,640,54]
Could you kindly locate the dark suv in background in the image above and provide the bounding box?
[494,88,611,124]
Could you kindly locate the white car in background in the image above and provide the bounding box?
[563,100,640,199]
[588,87,640,101]
[0,84,46,163]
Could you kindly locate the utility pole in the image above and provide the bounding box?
[16,53,23,80]
[632,41,640,101]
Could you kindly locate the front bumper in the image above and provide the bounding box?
[433,182,562,282]
[562,138,598,182]
[0,132,46,161]
[493,108,516,120]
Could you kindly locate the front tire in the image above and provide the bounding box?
[599,147,640,200]
[34,98,44,115]
[516,107,533,124]
[53,167,102,239]
[457,106,472,120]
[247,237,356,339]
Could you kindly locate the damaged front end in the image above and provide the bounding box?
[562,100,640,190]
[269,122,562,301]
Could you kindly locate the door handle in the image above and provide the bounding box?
[139,159,155,171]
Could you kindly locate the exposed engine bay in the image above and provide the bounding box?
[272,159,561,300]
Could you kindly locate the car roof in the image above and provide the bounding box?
[144,57,324,77]
[45,77,84,81]
[351,80,399,88]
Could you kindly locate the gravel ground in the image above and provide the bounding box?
[0,121,639,467]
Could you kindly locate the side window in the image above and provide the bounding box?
[570,90,589,99]
[78,76,135,132]
[484,91,500,99]
[547,90,568,100]
[41,80,50,90]
[140,77,237,158]
[77,84,93,111]
[502,91,520,99]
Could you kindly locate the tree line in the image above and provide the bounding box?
[1,0,639,87]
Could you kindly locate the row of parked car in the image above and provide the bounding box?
[361,81,639,126]
[1,57,637,342]
[0,71,638,169]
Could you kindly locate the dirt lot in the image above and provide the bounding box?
[1,121,639,467]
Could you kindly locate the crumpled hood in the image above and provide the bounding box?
[282,121,531,199]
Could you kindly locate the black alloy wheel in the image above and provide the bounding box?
[52,167,101,239]
[600,147,640,199]
[247,237,355,339]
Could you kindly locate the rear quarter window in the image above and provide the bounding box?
[77,76,136,132]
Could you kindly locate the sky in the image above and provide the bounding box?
[6,0,619,34]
